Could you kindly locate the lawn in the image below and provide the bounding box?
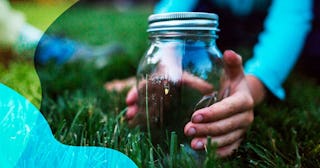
[2,1,320,167]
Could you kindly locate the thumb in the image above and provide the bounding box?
[223,50,244,80]
[126,86,138,106]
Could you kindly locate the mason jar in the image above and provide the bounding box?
[133,12,226,143]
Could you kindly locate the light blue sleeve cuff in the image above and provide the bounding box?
[154,0,198,13]
[244,0,313,100]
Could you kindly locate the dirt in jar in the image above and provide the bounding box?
[130,77,186,142]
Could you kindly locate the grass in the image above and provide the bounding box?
[0,61,41,107]
[3,1,320,167]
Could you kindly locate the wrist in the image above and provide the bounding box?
[245,75,266,105]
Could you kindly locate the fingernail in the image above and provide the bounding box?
[195,141,204,149]
[187,127,196,136]
[192,115,203,123]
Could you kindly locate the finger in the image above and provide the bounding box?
[185,111,253,136]
[190,129,245,149]
[189,137,243,158]
[126,78,148,105]
[223,50,244,80]
[191,91,254,123]
[125,104,138,120]
[181,72,214,95]
[216,138,243,158]
[126,86,138,106]
[104,77,136,92]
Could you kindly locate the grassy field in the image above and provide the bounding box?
[2,1,320,167]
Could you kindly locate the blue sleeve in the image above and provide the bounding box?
[244,0,313,100]
[154,0,199,13]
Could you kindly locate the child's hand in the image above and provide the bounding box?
[125,50,265,158]
[184,50,265,157]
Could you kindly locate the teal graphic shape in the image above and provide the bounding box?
[0,83,137,167]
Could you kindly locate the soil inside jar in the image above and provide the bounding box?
[133,77,189,144]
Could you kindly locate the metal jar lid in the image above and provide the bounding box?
[147,12,219,32]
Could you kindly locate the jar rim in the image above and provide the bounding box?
[147,12,219,32]
[148,12,218,23]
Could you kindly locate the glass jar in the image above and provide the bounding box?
[133,12,225,143]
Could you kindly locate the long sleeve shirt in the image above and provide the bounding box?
[154,0,313,99]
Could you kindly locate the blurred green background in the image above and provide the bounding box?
[0,0,77,107]
[1,1,320,167]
